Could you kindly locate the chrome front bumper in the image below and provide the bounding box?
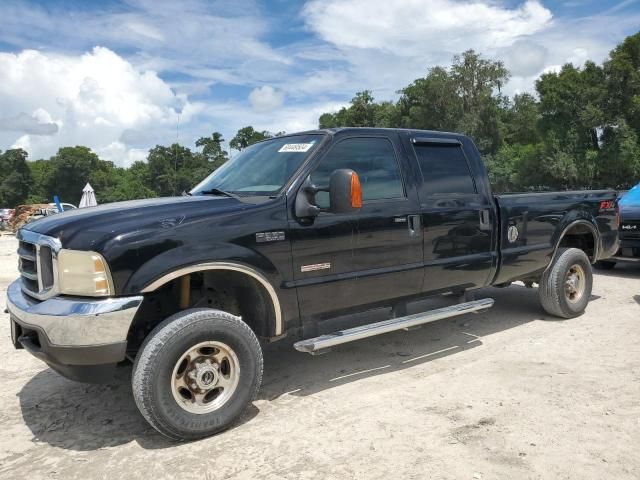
[6,279,143,347]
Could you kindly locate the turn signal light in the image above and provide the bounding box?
[351,172,362,208]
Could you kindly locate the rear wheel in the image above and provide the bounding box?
[132,308,263,440]
[538,248,593,319]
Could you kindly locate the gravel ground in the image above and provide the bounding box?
[0,233,639,480]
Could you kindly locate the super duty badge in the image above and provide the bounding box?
[256,231,286,243]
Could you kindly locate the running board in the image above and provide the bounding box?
[610,255,640,263]
[293,298,494,354]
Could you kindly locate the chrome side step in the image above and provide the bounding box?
[610,255,640,263]
[293,298,494,354]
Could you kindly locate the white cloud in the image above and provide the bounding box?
[0,0,290,88]
[198,99,347,141]
[303,0,552,55]
[302,0,640,100]
[0,110,58,135]
[124,21,165,42]
[248,86,285,113]
[0,47,190,166]
[500,9,640,96]
[1,0,638,167]
[97,141,149,166]
[500,39,549,78]
[298,0,556,101]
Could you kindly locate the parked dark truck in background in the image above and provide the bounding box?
[7,128,619,440]
[595,183,640,269]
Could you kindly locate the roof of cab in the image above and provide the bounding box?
[292,127,469,140]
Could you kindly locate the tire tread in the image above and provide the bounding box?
[132,308,263,440]
[538,248,592,319]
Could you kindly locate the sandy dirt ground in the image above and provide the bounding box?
[0,233,639,480]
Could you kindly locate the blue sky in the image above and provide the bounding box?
[0,0,638,166]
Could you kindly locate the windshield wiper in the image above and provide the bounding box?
[198,188,241,200]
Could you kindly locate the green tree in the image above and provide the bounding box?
[392,50,508,153]
[502,93,541,146]
[229,126,273,151]
[485,143,546,192]
[100,162,157,202]
[343,90,377,127]
[597,120,640,188]
[536,62,606,152]
[451,50,509,154]
[4,32,640,204]
[604,32,640,133]
[27,159,55,203]
[196,132,229,170]
[0,149,33,206]
[450,50,509,112]
[146,144,210,196]
[44,146,107,205]
[397,66,462,132]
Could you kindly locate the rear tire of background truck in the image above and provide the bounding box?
[132,308,263,441]
[538,248,593,319]
[594,260,616,270]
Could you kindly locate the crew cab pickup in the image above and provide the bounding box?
[6,128,619,440]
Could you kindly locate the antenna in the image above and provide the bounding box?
[173,111,180,196]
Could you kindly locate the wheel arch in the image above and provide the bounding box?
[548,219,599,270]
[128,261,284,351]
[142,262,282,335]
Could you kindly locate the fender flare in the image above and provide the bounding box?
[140,262,283,336]
[546,219,599,271]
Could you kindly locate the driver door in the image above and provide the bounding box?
[288,133,424,323]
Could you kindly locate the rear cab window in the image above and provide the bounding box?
[412,141,477,196]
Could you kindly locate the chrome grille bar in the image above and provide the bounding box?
[16,229,61,301]
[17,244,36,261]
[18,264,38,281]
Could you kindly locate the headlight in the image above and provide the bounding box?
[57,249,114,296]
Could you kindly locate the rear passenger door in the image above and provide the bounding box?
[409,137,495,293]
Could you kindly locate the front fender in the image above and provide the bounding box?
[122,241,281,295]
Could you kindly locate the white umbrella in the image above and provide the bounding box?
[79,183,98,208]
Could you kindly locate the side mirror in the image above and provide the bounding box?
[294,169,362,218]
[329,169,362,214]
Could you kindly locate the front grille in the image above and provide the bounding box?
[39,246,54,289]
[18,241,39,295]
[17,230,60,300]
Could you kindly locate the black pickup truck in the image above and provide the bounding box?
[7,128,619,440]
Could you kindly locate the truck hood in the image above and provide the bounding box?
[23,195,246,250]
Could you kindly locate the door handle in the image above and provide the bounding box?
[407,214,421,237]
[479,209,491,231]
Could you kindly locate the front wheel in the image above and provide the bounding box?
[132,308,263,440]
[538,248,593,319]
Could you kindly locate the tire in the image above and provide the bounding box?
[538,248,593,319]
[594,260,616,270]
[132,308,263,441]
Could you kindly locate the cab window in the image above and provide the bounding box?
[414,144,476,195]
[311,137,404,208]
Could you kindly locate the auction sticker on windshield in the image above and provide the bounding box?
[278,143,314,153]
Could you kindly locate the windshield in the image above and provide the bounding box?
[191,134,325,197]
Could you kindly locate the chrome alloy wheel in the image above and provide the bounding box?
[565,264,586,304]
[171,341,240,414]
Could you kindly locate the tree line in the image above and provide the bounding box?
[0,126,274,206]
[320,32,640,192]
[1,32,639,207]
